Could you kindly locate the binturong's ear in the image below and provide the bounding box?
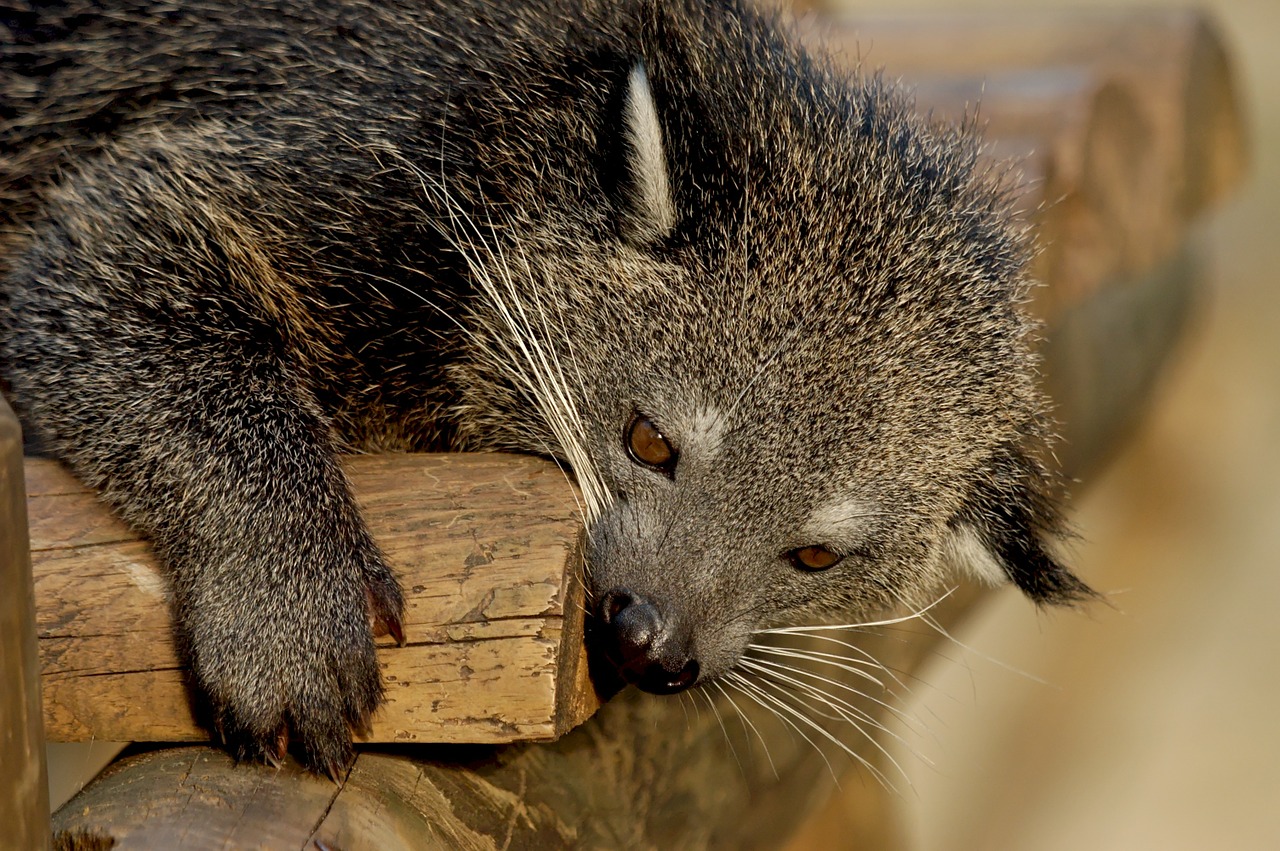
[614,62,677,246]
[944,444,1097,606]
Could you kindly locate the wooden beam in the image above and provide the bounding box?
[31,453,600,744]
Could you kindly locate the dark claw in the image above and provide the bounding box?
[385,612,405,646]
[188,549,398,778]
[322,756,349,786]
[267,728,288,767]
[367,587,406,646]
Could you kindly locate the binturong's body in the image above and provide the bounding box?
[0,0,1094,773]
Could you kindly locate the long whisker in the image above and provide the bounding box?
[888,588,1052,687]
[746,644,888,690]
[390,154,614,535]
[698,686,746,778]
[724,672,841,784]
[732,671,898,791]
[712,680,779,780]
[740,655,929,744]
[756,589,956,635]
[751,632,911,691]
[746,667,915,793]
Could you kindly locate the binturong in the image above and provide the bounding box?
[0,0,1095,774]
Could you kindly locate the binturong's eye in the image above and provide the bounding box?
[786,545,843,572]
[625,412,677,476]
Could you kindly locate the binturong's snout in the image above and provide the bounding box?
[596,589,700,694]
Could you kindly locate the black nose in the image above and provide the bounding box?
[598,589,700,695]
[605,590,660,652]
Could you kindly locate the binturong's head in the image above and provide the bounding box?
[449,1,1095,696]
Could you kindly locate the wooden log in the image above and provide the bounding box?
[31,453,600,744]
[50,616,958,851]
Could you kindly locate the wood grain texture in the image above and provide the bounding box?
[31,453,601,744]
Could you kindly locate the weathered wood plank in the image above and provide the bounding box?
[31,453,600,744]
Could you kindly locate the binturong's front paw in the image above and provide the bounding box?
[177,542,405,780]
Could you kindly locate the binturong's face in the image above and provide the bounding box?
[562,249,1083,694]
[450,55,1092,695]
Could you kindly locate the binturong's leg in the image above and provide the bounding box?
[0,129,403,777]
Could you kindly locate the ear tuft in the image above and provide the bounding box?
[619,62,676,245]
[948,446,1098,607]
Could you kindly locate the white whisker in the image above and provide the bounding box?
[740,656,929,753]
[746,644,889,689]
[724,672,842,785]
[740,665,904,792]
[699,686,746,777]
[757,589,956,635]
[752,633,910,692]
[384,152,613,533]
[735,670,901,790]
[889,588,1052,687]
[712,680,779,780]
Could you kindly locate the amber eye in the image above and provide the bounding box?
[625,413,677,475]
[786,546,843,572]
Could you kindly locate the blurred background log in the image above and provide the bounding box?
[36,6,1247,849]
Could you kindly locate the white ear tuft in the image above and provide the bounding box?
[621,62,676,244]
[942,523,1010,588]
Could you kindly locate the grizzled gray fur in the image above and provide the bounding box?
[0,0,1093,773]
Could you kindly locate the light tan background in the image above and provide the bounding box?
[815,0,1280,848]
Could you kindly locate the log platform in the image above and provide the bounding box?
[0,5,1247,849]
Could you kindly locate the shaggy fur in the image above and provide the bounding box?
[0,0,1092,773]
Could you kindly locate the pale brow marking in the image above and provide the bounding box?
[802,497,886,550]
[683,405,728,461]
